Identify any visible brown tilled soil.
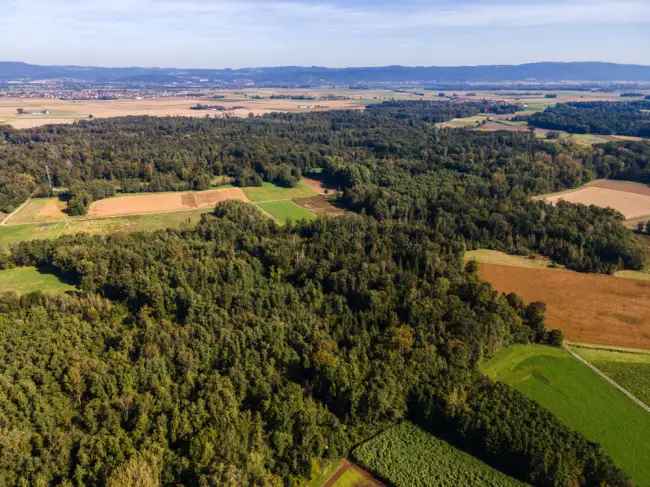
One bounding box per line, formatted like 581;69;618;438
294;195;346;216
88;188;249;218
479;263;650;350
588;179;650;197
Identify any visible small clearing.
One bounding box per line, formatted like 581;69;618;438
0;267;76;295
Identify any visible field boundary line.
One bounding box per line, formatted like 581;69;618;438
0;198;32;225
565;345;650;414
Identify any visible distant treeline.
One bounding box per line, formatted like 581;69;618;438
0;101;648;273
525;101;650;137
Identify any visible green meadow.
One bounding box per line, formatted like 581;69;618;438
0;267;76;295
482;345;650;486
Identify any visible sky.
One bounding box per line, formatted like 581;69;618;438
2;0;649;68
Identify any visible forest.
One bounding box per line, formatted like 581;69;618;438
525;100;650;137
0;101;647;485
0;203;630;486
1;101;648;273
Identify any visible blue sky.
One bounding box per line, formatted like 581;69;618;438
2;0;649;68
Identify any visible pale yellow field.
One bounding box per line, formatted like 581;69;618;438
0;94;365;129
87;188;250;218
542;182;650;220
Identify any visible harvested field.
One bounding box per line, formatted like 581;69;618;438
88;188;249;218
0;95;364;129
477;263;650;350
540;180;650;220
5;198;68;225
294;195;346;216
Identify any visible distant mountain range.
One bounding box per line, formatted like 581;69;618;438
2;61;650;86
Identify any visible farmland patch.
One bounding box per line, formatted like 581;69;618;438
352;422;525;487
475;262;650;350
483;345;650;485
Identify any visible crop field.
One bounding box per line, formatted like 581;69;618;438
542;185;650;220
242;181;319;202
352;422;525;487
295;196;347;217
0;266;76;295
482;345;650;485
4;198;68;225
0;94;366;129
0;209;209;248
475;261;650;350
571;346;650;406
87;188;249;218
256;200;317;224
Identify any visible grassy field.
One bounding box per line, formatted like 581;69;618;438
465;249;560;270
482;345;650;485
352;422;525;487
0;267;76;295
0;209;209;248
256;200;317;224
243;181;319;202
571;346;650;406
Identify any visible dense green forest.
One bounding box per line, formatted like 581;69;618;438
0;102;647;485
0;203;630;486
1;101;648;272
525;101;650;137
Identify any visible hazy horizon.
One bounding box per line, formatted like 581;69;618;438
2;0;649;68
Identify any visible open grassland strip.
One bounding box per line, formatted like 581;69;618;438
1;198;32;225
564;346;650;413
483;345;650;485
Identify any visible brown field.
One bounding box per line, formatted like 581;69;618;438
88;188;249;218
478;263;650;350
539;180;650;220
294;195;346;216
4;197;68;225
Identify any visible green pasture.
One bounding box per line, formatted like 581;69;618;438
0;267;76;295
482;345;650;485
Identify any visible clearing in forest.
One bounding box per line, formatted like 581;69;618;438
88;188;249;218
256;200;317;224
539;179;650;221
482;345;650;486
0;266;76;295
351;422;525;487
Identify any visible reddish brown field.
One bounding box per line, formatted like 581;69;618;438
88;188;249;218
479;263;650;350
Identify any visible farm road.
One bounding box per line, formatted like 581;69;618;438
566;346;650;414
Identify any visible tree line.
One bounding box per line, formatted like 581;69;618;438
524;101;650;137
